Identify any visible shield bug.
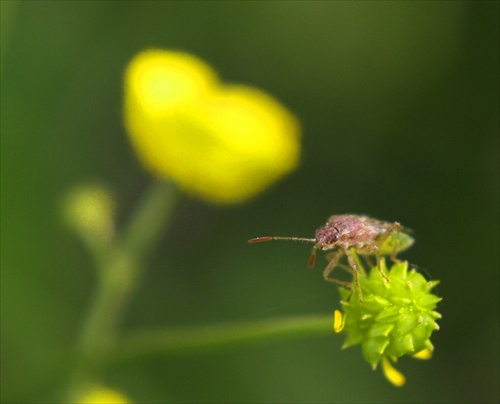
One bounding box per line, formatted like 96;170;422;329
248;214;414;301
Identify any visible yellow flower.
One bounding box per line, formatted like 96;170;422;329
76;387;130;403
124;49;301;204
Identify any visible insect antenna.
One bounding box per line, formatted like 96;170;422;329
248;236;317;268
248;236;316;243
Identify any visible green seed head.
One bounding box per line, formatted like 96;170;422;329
337;260;441;369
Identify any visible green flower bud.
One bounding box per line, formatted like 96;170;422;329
334;259;441;386
62;184;115;244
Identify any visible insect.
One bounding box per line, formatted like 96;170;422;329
248;214;414;301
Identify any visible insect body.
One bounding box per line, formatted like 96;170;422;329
249;214;414;301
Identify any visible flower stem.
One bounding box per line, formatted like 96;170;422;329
120;180;181;264
66;180;181;400
108;314;334;365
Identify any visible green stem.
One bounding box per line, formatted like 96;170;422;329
66;180;181;400
108;314;334;365
120;180;180;264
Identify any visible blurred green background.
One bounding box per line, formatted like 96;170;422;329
1;1;498;403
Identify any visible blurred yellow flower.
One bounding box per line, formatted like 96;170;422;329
76;386;130;404
124;49;301;204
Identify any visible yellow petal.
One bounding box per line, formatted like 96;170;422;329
412;348;433;360
125;49;217;118
333;310;346;333
164;85;300;203
381;356;406;387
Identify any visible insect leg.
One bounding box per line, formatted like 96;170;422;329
345;248;363;302
390;226;402;264
369;246;390;284
349;248;367;276
377;222;402;262
374;222;402;283
326;252;358;275
322;250;353;289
